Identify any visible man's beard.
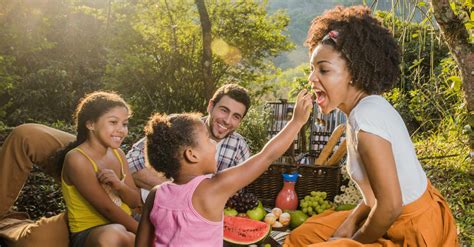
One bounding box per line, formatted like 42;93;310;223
207;116;232;141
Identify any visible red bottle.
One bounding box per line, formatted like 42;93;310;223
275;173;299;211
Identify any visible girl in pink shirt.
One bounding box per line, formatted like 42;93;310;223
135;91;313;246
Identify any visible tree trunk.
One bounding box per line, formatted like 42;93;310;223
430;0;474;153
163;0;178;52
195;0;214;101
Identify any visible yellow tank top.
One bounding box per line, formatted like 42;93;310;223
61;148;132;233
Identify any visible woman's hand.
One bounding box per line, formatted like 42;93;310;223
97;168;123;191
332;216;358;239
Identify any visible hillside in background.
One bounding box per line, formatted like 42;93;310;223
267;0;406;69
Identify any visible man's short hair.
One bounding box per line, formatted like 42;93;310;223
210;84;251;116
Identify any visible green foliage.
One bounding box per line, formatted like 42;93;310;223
385;56;466;135
0;55;16;120
413;118;472;245
0;0;108;125
122;123;146;152
237;103;271;154
237;104;271;154
374;10;463;134
104;0;293;121
376;11;450;91
13;166;65;220
267;0;395;69
0;0;293;125
288;67;311;100
8;64;99;125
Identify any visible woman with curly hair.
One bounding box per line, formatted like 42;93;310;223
284;5;457;246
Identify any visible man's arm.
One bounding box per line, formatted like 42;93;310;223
126;138;168;190
132;168;168;190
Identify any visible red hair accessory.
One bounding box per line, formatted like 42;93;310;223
323;30;339;43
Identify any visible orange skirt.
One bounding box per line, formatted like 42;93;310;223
284;182;458;247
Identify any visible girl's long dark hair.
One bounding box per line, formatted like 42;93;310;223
52;91;130;178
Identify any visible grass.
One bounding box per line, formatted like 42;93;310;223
413;124;473;246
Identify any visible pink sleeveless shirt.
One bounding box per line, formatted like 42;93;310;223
150;174;223;246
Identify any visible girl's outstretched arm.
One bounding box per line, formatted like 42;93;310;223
135;188;156;247
64;151;139;233
195;90;313;219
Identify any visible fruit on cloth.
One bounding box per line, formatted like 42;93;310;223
271;207;283;218
279;212;291;226
300;191;332;216
224;207;238;216
224;216;271;245
264;213;277;225
226;192;259;213
289;210;309;229
335;203;357;211
246;206;266;221
272;221;283;228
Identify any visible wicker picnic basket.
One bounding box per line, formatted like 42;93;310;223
244;162;342;208
243;100;346;207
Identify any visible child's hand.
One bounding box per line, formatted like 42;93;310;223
97;169;123;191
292;89;313;126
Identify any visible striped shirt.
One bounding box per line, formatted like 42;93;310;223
215;131;250;171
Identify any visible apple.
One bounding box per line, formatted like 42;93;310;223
224;207;238;216
246;206;266;221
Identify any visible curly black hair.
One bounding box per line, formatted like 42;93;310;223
306;5;401;94
145;112;203;180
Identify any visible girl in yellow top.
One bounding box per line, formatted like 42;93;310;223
58;91;141;247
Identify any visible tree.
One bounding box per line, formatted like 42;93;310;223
104;0;293;121
195;0;214;100
0;0;109;125
430;0;474;152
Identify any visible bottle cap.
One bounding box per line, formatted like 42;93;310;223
282;173;300;182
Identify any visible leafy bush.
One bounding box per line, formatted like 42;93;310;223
104;0;293;120
413;118;472;244
237;103;271;154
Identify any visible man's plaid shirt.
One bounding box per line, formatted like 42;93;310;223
126;125;250;173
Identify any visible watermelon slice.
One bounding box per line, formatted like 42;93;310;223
224;215;271;245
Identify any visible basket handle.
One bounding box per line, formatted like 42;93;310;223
314;124;346;165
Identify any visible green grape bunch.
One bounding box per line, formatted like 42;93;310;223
299;191;332;216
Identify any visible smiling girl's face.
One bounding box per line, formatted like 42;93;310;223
308;44;354;114
87;106;129;149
